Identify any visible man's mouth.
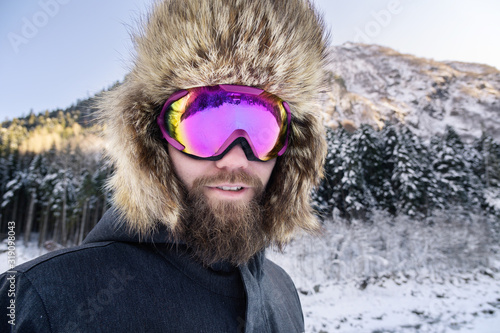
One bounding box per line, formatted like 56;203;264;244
216;186;244;192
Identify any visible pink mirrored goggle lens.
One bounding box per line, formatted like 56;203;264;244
157;85;290;161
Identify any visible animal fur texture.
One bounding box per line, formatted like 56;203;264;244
98;0;330;244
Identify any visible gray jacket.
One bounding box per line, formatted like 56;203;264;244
0;208;304;332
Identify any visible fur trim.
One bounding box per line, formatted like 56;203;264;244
98;0;329;242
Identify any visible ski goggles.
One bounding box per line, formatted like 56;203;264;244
157;85;291;161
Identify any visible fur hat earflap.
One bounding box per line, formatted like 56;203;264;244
98;0;330;243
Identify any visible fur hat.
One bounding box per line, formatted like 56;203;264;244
98;0;329;243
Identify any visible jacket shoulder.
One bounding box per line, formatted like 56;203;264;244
0;241;138;332
264;257;298;291
8;240;116;275
262;257;305;332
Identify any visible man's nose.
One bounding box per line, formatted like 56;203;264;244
214;144;249;170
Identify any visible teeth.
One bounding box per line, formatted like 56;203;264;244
217;186;243;191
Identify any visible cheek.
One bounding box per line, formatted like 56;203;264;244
175;167;196;189
168;145;205;189
254;159;277;187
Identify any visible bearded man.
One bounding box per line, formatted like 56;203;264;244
0;0;329;331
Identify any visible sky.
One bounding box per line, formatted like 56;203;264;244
1;0;499;121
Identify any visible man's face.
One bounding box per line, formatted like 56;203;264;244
168;144;276;204
168;143;277;266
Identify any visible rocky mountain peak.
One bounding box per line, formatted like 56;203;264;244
323;43;500;141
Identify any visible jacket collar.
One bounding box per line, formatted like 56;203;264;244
82;207;176;245
82;207;265;274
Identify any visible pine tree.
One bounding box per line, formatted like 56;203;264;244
312;127;339;216
432;126;476;210
379;123;398;214
1;170;25;221
473;134;500;216
38;167;59;246
23;155;46;244
418;142;445;215
391;126;424;216
335;127;375;219
51;168;76;245
474;134;500;188
357;124;387;213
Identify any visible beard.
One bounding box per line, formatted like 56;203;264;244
179;171;270;267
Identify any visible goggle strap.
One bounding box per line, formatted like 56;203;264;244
278;101;291;156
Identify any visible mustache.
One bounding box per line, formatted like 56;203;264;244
192;170;264;189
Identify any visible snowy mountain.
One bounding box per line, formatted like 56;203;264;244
324;43;500;141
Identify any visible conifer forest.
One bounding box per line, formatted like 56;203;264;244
1;92;499;250
0;97;111;247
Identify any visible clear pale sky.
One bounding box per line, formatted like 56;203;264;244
1;0;499;121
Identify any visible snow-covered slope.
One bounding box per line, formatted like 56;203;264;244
324;43;500;141
267;211;500;332
3;233;499;333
